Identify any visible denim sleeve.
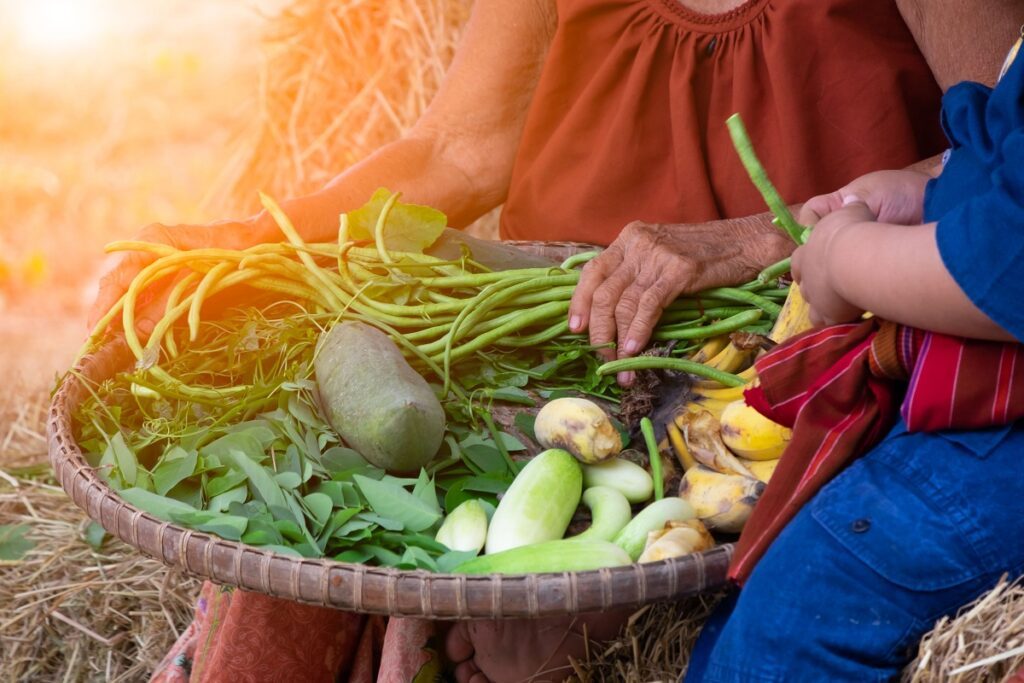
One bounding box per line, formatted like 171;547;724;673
935;126;1024;342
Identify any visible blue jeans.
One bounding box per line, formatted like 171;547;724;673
686;420;1024;682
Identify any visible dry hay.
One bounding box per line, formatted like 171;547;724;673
568;593;724;683
219;0;503;235
904;576;1024;683
0;387;200;682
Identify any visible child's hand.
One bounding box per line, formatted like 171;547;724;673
792;197;876;326
799;170;931;226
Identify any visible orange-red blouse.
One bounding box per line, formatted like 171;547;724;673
500;0;947;245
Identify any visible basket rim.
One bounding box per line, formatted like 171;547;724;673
48;316;731;619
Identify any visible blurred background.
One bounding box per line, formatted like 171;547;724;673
0;0;474;391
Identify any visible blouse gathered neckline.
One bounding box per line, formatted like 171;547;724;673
647;0;771;32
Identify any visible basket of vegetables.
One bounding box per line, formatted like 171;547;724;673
49;120;808;617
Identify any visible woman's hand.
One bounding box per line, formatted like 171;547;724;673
88;217;263;336
799;169;931;227
792;197;876;326
567;217;793;385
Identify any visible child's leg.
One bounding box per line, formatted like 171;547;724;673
690;423;1024;682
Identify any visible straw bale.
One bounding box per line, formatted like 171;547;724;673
220;0;502;238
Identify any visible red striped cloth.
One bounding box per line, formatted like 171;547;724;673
729;319;1024;584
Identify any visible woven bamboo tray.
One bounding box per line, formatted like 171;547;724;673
47;240;733;619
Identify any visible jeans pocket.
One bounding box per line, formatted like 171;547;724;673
810;455;987;592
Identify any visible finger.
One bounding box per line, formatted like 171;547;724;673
454;659;484;683
790;247;804;284
797;191;844;226
613;283;648;358
444;621;475;664
837;195;877;221
588;266;635;361
568;250;622;333
622;284;674;362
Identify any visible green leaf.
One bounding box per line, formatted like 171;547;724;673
485;387;535;406
461;476;511;495
285;492;322;554
513;412;538;444
167;480;204;509
109;432;139;487
443;479;471;514
208;485;248;513
357;512;403;531
495;432;527;452
334;548;373;564
171;510;249;541
202;432;267;464
318;508;361;549
361;543;403;567
287;393;320;429
437;549;479;573
242;526;284;546
222;422;278;449
205;470;247;498
153;446;198;496
399;546;438;571
345;188;447;254
302;493;334;529
225;448;287;512
0;524;34;562
353;475;442;533
83;521;107;551
322;447;370;473
314;481;352;507
462;444;506;476
274;471;302;490
412;470;440;514
119;487;197;522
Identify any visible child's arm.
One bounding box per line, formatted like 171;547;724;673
791;199;1016;341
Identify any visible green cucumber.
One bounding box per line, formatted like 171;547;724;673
612;497;696;561
582;457;654;503
314;321;445;472
572;486;632;542
454;539;630;574
485;448;582;554
436;499;488;555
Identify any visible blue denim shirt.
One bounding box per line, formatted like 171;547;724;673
928;43;1024;342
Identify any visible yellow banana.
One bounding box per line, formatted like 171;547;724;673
691;384;746;403
679;410;753;478
667;421;697;470
769;282;813;344
678;464;765;533
638;519;715;563
690;335;731;364
704;342;756;374
740;457;780;483
719;399;792;461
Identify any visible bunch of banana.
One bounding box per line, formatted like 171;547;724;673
657;285;812;533
671;409;765;532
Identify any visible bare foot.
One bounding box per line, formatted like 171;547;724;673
444;609;630;683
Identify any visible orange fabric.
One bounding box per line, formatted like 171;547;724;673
500;0;947;245
151;582;436;683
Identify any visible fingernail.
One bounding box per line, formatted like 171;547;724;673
842;194;862;206
617;371;634;386
569;315;582;332
624;339;639;355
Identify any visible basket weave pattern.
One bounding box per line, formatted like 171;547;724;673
47;242;732;618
